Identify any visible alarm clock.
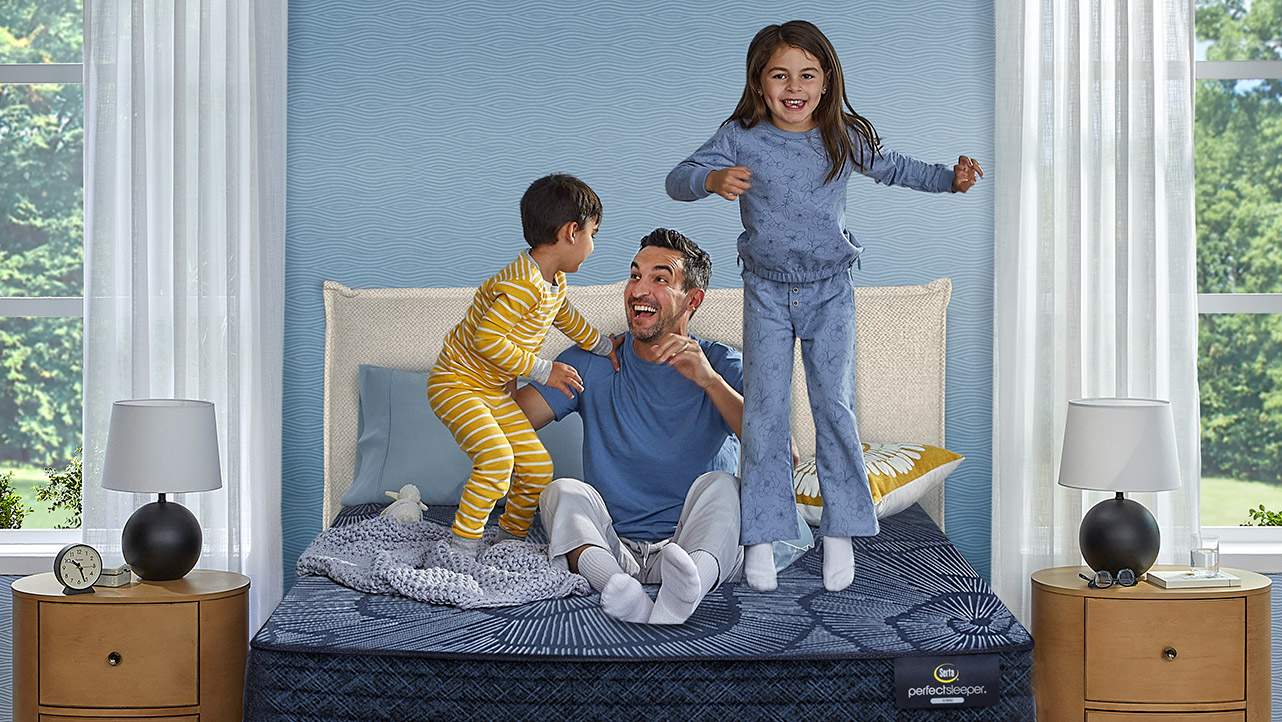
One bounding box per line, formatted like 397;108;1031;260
53;543;102;595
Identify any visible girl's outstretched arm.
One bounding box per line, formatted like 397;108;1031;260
951;155;984;193
704;167;752;201
665;124;741;201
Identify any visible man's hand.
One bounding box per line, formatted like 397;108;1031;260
655;334;718;388
705;166;752;201
546;361;585;398
607;333;625;372
652;333;744;437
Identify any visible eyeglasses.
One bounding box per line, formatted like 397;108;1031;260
1079;569;1138;589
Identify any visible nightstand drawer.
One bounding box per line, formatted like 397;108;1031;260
1086;712;1245;721
1084;598;1245;704
39;601;199;708
41;717;199;722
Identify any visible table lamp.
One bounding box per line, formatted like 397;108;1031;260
1058;398;1181;576
101;399;222;581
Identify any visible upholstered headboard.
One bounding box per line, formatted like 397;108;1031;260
321;277;951;529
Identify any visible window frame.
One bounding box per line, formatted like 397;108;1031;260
0;53;86;569
1194;54;1282;572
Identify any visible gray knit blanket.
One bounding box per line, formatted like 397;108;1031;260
296;515;590;608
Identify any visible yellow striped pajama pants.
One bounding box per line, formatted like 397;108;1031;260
426;373;552;539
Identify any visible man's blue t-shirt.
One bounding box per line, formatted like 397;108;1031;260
533;333;743;541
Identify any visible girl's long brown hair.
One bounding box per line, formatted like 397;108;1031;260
726;20;882;184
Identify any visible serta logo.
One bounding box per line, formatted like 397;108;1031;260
934;664;959;683
895;653;998;708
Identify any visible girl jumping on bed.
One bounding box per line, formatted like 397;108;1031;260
665;20;982;593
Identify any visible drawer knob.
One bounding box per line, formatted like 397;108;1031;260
1162;647;1177;661
107;651;121;666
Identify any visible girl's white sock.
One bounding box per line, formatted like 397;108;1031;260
823;536;855;592
744;542;778;592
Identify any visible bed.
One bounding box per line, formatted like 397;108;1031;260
242;277;1034;721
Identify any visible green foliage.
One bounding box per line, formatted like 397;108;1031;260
0;469;31;529
1244;504;1282;526
34;446;79;528
0;0;84;466
1194;0;1282;485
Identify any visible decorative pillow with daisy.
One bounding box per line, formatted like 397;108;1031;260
793;443;963;525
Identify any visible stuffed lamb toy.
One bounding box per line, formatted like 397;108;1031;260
381;484;429;524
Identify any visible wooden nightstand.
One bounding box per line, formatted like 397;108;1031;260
1031;565;1271;722
12;569;250;722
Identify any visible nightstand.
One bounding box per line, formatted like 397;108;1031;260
1031;565;1271;722
12;569;250;721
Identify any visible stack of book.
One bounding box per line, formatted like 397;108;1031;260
1146;569;1241;588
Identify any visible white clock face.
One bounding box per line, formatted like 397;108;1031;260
56;544;102;590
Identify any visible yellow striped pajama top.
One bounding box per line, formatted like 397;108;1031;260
434;252;602;388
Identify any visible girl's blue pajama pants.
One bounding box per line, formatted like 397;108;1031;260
739;267;880;545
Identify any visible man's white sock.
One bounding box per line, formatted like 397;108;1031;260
648;546;717;625
574;545;625;592
601;574;654;623
823;535;855;592
744;542;777;592
576;546;653;623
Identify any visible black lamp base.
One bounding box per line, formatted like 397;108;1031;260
1079;492;1161;576
121;494;202;581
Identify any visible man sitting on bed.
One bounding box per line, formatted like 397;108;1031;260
515;228;745;625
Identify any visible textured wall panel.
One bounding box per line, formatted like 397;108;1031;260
285;0;996;581
1;575;18;722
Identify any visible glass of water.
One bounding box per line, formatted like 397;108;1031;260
1190;534;1220;578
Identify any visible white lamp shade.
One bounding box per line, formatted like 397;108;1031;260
1058;397;1181;493
101;399;223;493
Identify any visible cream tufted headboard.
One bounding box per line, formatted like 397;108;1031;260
322;277;951;529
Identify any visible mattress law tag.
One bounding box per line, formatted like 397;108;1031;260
893;654;1000;708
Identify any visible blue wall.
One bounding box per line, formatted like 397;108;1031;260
284;0;996;581
1;576;15;721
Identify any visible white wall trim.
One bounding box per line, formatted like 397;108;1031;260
1204;525;1282;574
1197;293;1282;314
0;529;79;575
0;62;82;84
1195;60;1282;79
0;296;84;317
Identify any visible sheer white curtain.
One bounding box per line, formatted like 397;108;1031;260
992;0;1199;624
83;1;286;632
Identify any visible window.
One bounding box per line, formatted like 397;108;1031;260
1194;0;1282;555
0;1;84;548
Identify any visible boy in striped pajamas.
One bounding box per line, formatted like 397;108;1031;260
428;174;619;558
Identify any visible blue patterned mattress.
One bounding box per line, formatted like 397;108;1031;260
244;504;1034;721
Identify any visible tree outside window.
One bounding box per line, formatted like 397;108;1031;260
0;0;84;529
1195;0;1282;526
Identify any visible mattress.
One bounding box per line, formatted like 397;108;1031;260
244;504;1034;721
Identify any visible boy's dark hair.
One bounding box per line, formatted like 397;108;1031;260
639;228;712;292
520;174;603;247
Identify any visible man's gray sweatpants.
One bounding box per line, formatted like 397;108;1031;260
539;471;744;587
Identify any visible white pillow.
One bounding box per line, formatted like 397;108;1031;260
794;443;963;525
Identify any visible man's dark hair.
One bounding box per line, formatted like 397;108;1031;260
520;174;603;247
638;228;711;292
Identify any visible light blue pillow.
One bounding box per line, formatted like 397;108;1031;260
340;365;585;507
